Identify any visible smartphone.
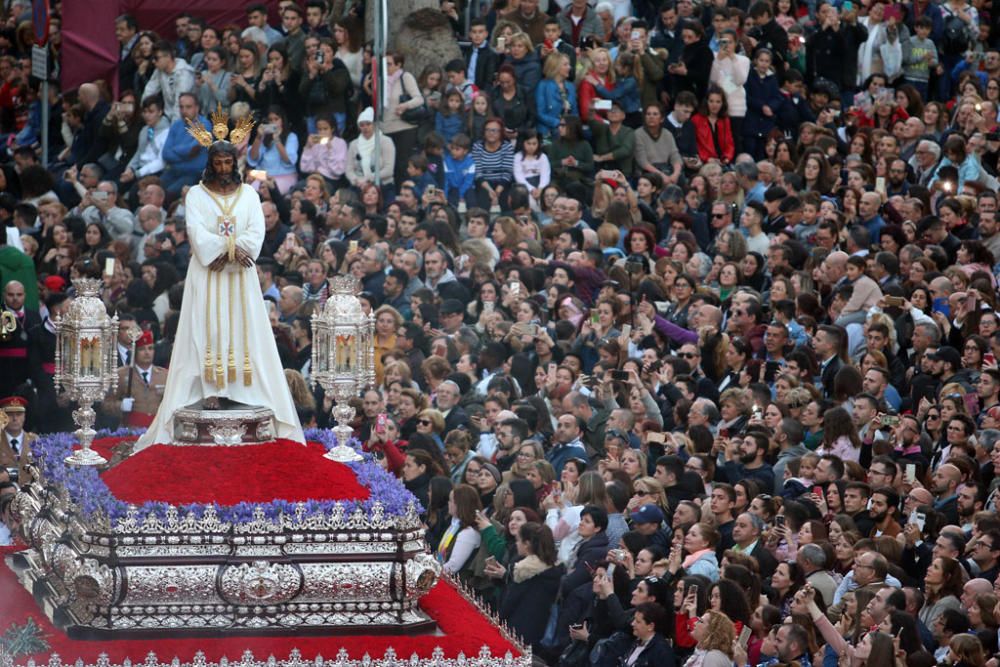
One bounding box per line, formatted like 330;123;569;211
764;360;780;383
483;301;495;314
484;555;498;567
593;99;612;111
812;486;824;496
630;29;641;40
426;184;437;196
875;176;886;195
316;50;325;65
913;511;926;531
497;37;506;51
647;431;666;444
104;257;115;276
260;123;277;135
739;626;752;649
884;295;905;308
92;191;109;202
985;352;996;366
548;362;558;375
932;297;950;318
905;463;916;484
349;240;359;253
622;324;632;339
375;412;387;435
881;414;900;427
510;282;521;296
611;370;630;382
591;310;600;325
525;323;539;337
775;514;785;527
249;169;268;181
689;584;699;597
120;102;134;114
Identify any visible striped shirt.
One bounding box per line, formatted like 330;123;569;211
471;141;514;184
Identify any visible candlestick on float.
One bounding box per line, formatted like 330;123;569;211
310;275;375;463
54;278;119;466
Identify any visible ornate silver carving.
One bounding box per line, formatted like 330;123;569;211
219;561;302;605
2;647;531;667
172;401;276;446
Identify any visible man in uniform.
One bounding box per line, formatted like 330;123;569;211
0;396;36;485
0;280;38;397
103;330;167;428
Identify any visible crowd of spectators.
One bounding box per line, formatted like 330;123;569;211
8;0;1000;666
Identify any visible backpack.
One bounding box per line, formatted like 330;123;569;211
941;9;970;55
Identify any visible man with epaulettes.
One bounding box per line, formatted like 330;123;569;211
103;331;167;428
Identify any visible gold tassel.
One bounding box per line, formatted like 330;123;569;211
227;273;236;382
240;271;252;386
215;265;225;388
204;272;214;383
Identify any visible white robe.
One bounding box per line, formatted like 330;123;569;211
136;183;305;450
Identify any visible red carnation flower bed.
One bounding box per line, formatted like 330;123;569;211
100;440;370;505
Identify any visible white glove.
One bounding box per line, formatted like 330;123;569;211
121;398;134;412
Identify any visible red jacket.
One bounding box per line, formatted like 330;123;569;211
691;113;735;164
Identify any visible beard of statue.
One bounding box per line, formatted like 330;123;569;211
203;145;242;188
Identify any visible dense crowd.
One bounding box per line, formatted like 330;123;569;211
6;0;1000;665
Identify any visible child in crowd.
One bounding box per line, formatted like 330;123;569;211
444;133;476;207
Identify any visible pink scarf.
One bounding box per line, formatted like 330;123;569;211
384;68;404;110
683;548;713;569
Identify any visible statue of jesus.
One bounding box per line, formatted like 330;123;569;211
136;142;305;450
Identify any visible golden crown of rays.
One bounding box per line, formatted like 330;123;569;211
186;104;256;148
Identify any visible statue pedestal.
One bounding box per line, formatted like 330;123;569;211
172;399;275;446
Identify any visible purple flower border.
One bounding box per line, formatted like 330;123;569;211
29;428;421;525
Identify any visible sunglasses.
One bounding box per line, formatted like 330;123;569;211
417;419;432;426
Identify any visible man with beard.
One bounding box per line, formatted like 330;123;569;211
930;463;962;526
957;482;983;533
868;486;902;537
970;531;1000;582
136;140;303;449
718;430;774;491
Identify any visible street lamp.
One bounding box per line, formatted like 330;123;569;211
310;275;375;462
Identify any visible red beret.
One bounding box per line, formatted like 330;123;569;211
136;330;154;348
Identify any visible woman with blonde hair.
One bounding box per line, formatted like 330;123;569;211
579;47;615;122
490;216;522;255
536;52;577;139
373;305;402;385
685;609;735;667
416;408;447;450
284;369;316;426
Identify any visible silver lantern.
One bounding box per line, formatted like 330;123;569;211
54;278;119;466
310;275;375;462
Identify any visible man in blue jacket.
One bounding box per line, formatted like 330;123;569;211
159;93;209;199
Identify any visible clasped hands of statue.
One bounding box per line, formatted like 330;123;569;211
208;247;255;272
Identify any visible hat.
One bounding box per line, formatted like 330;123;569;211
0;396;27;413
136;330;154;348
480;462;502;486
44;275;66;292
928;346;961;369
358;107;374;124
440;299;465;316
631;503;665;525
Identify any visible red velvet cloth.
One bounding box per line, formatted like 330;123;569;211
0;547;519;661
99;440;370;505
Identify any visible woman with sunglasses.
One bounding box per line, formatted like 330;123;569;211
415;408;446;450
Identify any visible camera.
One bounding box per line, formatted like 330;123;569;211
625;260;644;274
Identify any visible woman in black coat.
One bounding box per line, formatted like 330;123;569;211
499;522;565;653
672;21;713;101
